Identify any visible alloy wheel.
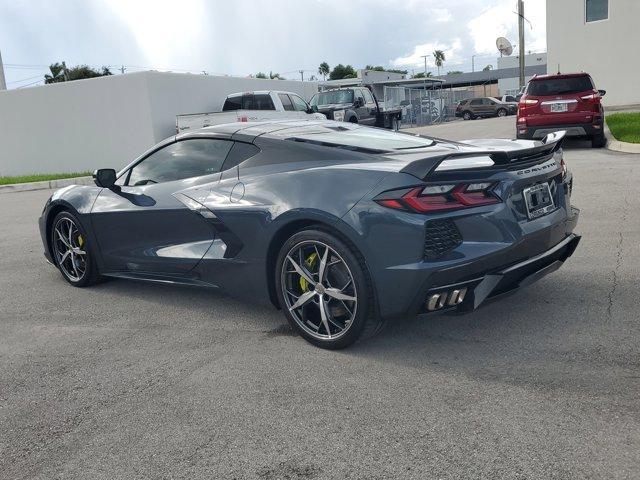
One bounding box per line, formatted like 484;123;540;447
281;241;357;340
53;217;87;282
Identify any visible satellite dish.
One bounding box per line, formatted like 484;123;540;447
496;37;513;56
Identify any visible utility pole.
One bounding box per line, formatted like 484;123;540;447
472;55;476;73
120;65;126;74
518;0;525;88
0;50;7;90
299;70;304;82
420;54;428;91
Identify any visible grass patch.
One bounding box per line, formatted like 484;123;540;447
0;172;92;186
606;113;640;144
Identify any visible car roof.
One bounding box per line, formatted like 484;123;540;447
177;120;331;142
226;90;304;98
530;72;591;81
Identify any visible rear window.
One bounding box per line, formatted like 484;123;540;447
527;76;594;96
222;95;242;111
310;90;354;107
246;94;275;110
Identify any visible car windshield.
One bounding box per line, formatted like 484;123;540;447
310;90;354;107
286;125;435;152
527;76;594;96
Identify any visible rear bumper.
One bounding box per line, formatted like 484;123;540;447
518;122;603;139
420;233;581;315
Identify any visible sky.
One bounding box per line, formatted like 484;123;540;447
0;0;546;89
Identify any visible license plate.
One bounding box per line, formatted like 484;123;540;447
550;102;568;113
333;110;345;122
523;182;555;219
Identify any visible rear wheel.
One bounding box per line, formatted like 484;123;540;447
51;211;101;287
591;132;606;148
275;229;380;349
462;111;473;120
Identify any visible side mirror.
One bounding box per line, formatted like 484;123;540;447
93;168;117;188
598;89;606;97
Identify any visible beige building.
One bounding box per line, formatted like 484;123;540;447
546;0;640;107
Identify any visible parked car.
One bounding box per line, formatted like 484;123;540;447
517;73;607;148
455;97;517;120
309;87;402;130
497;94;518;103
176;90;325;133
39;120;579;349
515;85;526;102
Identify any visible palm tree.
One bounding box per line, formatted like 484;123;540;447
433;50;445;77
44;62;66;84
318;62;330;81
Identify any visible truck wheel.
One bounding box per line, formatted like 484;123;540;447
348;116;358;124
591;132;606;148
391;116;400;131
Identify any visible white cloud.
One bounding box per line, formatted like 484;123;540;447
391;38;463;69
467;0;546;55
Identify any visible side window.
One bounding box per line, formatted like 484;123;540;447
253;94;276;110
289;94;309;112
586;0;608;22
127;139;233;186
354;89;365;105
470;99;483;106
362;89;375;105
222;95;242;111
279;93;294;111
483;98;495;105
222;142;260;171
505;95;516;102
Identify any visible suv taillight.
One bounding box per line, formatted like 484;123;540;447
375;183;500;213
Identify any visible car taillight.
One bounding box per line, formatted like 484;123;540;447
520;98;539;106
375;183;500;213
580;92;601;102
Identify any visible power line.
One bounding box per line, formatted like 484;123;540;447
7;74;43;85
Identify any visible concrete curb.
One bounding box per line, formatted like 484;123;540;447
0;176;94;194
604;121;640;154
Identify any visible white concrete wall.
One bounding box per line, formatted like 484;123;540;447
0;72;318;176
546;0;640;107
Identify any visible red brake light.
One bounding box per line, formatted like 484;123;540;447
375;183;500;213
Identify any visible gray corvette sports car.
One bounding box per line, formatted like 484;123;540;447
39;120;580;349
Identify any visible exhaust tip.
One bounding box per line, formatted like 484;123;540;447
426;287;467;311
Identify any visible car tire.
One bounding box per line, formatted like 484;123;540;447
591;132;606;148
50;210;101;287
275;229;381;349
348;116;358;124
462;111;473;120
497;108;507;117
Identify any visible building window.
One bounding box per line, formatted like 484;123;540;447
586;0;608;22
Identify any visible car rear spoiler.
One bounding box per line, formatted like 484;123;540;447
401;130;566;179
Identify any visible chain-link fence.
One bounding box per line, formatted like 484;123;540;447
383;86;474;128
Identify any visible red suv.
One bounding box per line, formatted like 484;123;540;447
517;73;606;148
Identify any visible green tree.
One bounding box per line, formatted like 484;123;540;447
412;71;432;78
44;62;112;84
365;65;408;75
433;50;445;76
255;72;267;79
483;64;493;71
318;62;330;80
329;64;357;80
269;71;284;80
44;62;66;84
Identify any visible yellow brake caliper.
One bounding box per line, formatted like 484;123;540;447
299;252;318;292
77;234;84;247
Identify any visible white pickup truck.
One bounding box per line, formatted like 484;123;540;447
176;90;326;133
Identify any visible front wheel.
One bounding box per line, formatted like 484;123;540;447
51;211;101;287
275;229;380;349
497;108;507;117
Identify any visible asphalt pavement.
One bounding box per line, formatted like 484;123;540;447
1;116;639;479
